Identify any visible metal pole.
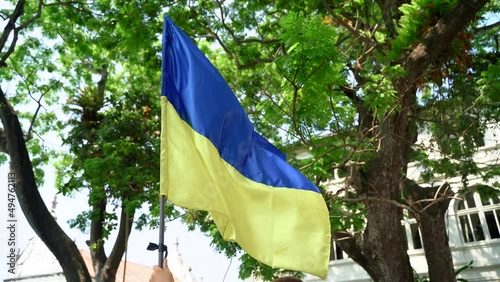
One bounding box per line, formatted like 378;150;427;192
158;195;166;267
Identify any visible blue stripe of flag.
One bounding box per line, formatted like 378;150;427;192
161;15;319;192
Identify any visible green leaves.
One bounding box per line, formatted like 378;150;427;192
278;13;341;85
477;63;500;120
0;153;7;165
390;0;458;60
3;0;498;280
239;253;303;281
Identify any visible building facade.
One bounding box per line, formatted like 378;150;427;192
4;236;200;282
305;127;500;282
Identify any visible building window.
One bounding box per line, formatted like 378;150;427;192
457;193;500;243
330;240;347;260
402;211;423;250
410;222;423;249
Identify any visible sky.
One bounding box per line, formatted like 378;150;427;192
0;161;244;281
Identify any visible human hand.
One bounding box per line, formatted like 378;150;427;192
150;259;175;282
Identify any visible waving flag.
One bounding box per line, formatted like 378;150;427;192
160;14;331;279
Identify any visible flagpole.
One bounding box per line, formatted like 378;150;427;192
158;195;166;267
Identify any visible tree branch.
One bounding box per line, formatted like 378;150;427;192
0;0;43;68
100;204;135;281
374;0;412;37
0;87;91;282
214;0;280;47
404;0;490;83
44;0;89;7
0;0;25;67
0;127;7;153
321;0;375;45
190;7;280;70
331;231;377;279
403;178;454;214
89;192;108;276
474;20;500;34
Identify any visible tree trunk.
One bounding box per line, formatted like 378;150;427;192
393;2;488;281
335;197;414;281
408;181;455;282
0;89;92;282
419;208;455;282
0;128;7;153
332;231;379;279
361;141;414;281
95;206;135;282
335;204;414;281
89;191;107;276
336;112;414;282
364;202;413;281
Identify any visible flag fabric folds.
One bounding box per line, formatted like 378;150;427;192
160;15;331;279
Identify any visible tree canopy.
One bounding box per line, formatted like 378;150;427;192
1;0;499;281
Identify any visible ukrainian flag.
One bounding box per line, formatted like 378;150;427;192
160;15;331;279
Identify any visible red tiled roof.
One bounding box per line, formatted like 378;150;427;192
79;250;151;282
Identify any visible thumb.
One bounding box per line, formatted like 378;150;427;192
163;259;168;269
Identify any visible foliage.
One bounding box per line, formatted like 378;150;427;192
40;1;182;270
172;1;499;280
2;0;499;281
0;27;62;186
413;260;474;282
